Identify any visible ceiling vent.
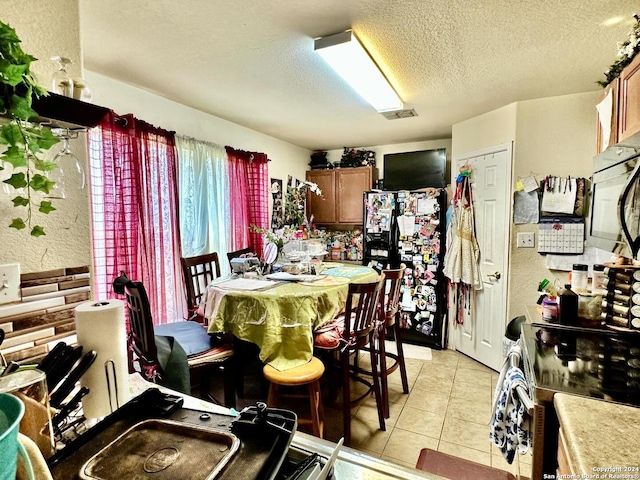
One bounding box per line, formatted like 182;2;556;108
380;109;418;120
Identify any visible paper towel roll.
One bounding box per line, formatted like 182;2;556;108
75;300;130;418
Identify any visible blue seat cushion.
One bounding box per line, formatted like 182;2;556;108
154;321;213;356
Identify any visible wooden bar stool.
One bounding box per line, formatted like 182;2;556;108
263;356;325;439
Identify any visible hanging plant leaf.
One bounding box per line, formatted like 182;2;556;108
35;128;58;150
2;63;27;86
30;225;45;237
9;218;26;230
0;122;22;146
3;172;27;189
0;145;27;168
11;196;29;207
32;158;57;172
10;94;36;120
29;173;55;194
38;201;56;214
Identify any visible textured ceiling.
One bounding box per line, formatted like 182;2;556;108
80;0;634;150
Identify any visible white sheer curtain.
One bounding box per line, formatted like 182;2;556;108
176;135;231;273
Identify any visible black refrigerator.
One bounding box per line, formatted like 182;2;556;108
363;189;447;349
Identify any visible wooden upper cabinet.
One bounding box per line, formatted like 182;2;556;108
306;166;376;225
306;170;336;224
619;54;640;143
337;167;374;223
596;78;618;154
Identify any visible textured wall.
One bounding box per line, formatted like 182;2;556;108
0;0;90;273
508;91;600;320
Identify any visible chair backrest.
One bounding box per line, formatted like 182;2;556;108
226;248;255;269
181;253;221;314
123;280;159;368
381;265;405;327
342;274;386;349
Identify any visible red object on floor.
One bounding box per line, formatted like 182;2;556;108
415;448;519;480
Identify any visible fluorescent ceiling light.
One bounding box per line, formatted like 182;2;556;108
315;30;403;113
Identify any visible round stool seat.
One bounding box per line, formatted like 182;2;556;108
263;357;325;386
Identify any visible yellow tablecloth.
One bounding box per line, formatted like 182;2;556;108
202;265;378;370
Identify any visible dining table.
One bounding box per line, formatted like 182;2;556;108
199;263;379;371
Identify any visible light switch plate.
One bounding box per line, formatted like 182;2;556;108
517;232;535;248
0;263;21;305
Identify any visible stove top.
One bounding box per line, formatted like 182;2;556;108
48;389;299;480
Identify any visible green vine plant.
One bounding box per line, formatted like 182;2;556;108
0;20;59;237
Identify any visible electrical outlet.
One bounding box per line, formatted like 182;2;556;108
517;232;535;248
0;263;21;305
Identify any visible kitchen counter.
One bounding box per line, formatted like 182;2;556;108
554;393;640;474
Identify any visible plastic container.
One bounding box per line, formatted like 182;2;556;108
558;284;578;325
571;264;588;293
0;393;31;480
592;264;605;294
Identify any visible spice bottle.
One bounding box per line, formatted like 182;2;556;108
571;264;588;293
592;264;605;294
558;284;578;325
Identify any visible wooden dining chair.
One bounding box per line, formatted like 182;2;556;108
314;275;386;446
376;266;409;418
181;252;221;322
181;252;243;397
124;280;236;408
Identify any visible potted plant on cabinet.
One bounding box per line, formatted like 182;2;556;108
0;20;59;237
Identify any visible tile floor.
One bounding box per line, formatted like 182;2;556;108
338;348;533;478
228;348;533;478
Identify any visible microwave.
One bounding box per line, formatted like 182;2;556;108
587;151;640;259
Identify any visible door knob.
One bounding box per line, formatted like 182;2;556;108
487;272;501;280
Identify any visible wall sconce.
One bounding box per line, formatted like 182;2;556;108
314;30;403;113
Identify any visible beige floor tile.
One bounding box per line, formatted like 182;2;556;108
519;450;533;465
457;354;495;372
417;362;456;382
382;427;438;466
437;440;491;466
359;447;382;459
412;375;454;397
395;406;445;439
450;381;492;403
440;415;492;453
353;401;402;428
380;455;417;470
387;366;419;389
405;388;449;414
349;416;393;454
454;366;494;387
446;394;492;424
430;349;460;368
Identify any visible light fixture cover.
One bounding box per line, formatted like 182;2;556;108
315;30;403;112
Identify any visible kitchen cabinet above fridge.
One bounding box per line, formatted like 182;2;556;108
306;166;377;225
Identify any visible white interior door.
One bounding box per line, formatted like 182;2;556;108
454;144;512;371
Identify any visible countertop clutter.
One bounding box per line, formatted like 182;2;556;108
554;393;640;474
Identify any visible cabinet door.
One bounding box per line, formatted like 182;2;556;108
306;170;336;224
619;54;640;143
596;78;618;153
337;167;372;224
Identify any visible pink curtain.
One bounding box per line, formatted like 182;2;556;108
88;111;185;325
226;148;269;256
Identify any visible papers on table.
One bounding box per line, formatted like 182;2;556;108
265;272;325;282
213;278;278;291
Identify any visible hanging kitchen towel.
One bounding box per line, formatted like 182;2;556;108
489;366;531;464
